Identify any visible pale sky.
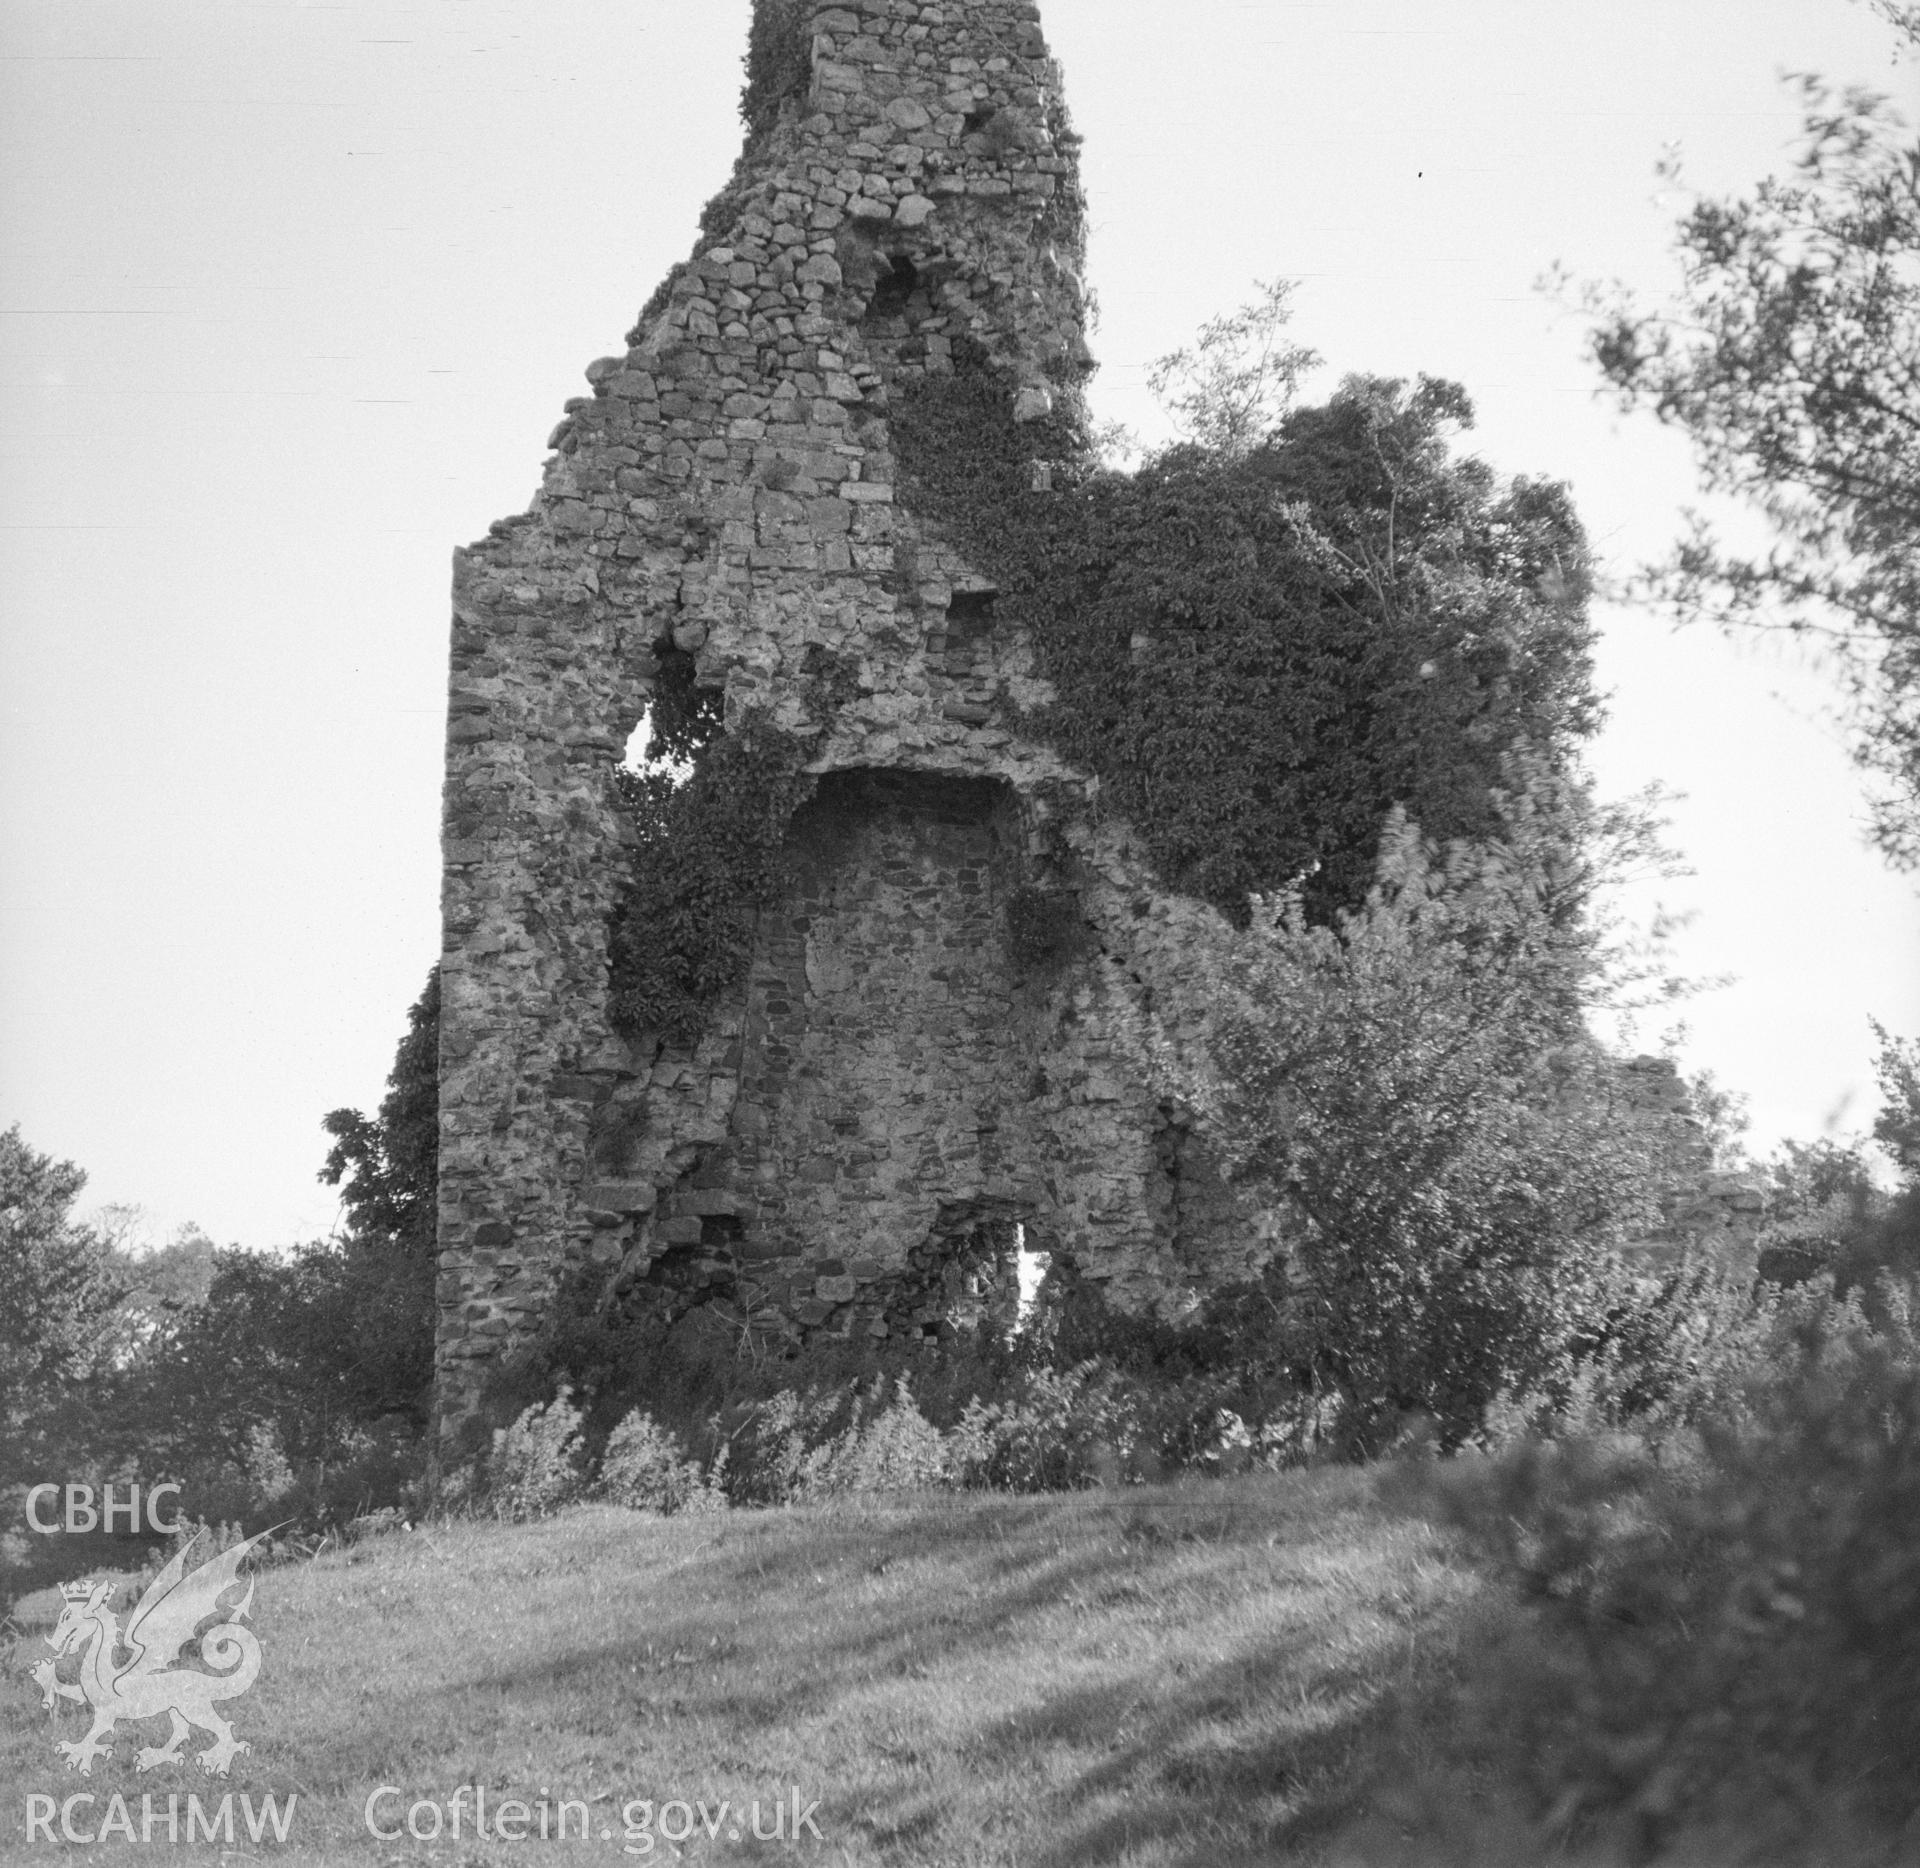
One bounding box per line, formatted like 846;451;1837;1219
2;0;1916;1249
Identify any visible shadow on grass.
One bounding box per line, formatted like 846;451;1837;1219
277;1479;1474;1863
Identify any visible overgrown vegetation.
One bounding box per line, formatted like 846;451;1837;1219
0;977;441;1612
893;336;1600;925
1400;1278;1920;1861
739;0;814;138
607;713;815;1045
9;190;1916;1846
1122;791;1682;1455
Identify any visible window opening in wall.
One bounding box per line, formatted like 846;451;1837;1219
867;254;920;320
621;713;654;772
620;709;695;784
1014;1223;1049;1333
963;105;998;136
947;587;998;630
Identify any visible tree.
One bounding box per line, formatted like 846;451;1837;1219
321;966;439;1267
1569;12;1920;861
0;1126;122;1437
103;976;444;1526
1747;1024;1920;1296
1146;278;1321;456
1871;1018;1920;1178
1122;786;1667;1451
314;966;441;1422
104;1222;221;1353
0;1130;128;1609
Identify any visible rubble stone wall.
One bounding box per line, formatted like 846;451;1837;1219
435;0;1273;1445
434;0;1759;1450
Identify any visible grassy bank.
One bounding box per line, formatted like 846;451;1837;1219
3;1470;1483;1865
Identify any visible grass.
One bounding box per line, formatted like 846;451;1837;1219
1;1469;1490;1865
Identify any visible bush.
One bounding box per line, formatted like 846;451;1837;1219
597;1410;726;1517
1475;1255;1766;1448
1124;793;1671;1453
488;1390;587;1522
708;1363;1157;1504
796;1380;953;1499
955;1362;1146;1491
1413;1276;1920;1856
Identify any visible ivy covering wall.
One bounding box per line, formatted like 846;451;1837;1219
608;684;813;1048
605;348;1601;1049
889;345;1600;924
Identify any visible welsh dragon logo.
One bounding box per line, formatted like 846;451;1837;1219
27;1529;268;1777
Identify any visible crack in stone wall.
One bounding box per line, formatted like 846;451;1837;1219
435;0;1276;1445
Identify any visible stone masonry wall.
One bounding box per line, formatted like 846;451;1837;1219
435;0;1276;1446
435;0;1756;1450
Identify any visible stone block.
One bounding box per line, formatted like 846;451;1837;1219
587;1180;657;1213
815;1275;858;1303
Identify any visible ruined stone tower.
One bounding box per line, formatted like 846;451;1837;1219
434;0;1275;1445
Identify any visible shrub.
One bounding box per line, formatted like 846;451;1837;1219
1124;794;1670;1453
795;1380;953;1500
723;1389;830;1507
956;1362;1146;1491
1413;1277;1920;1855
488;1389;587;1522
597;1409;726;1516
1476;1255;1767;1448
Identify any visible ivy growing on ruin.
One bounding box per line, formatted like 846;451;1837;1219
608;716;815;1048
889;342;1602;924
740;0;816;137
606;628;881;1048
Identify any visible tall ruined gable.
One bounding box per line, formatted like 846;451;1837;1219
434;0;1274;1446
